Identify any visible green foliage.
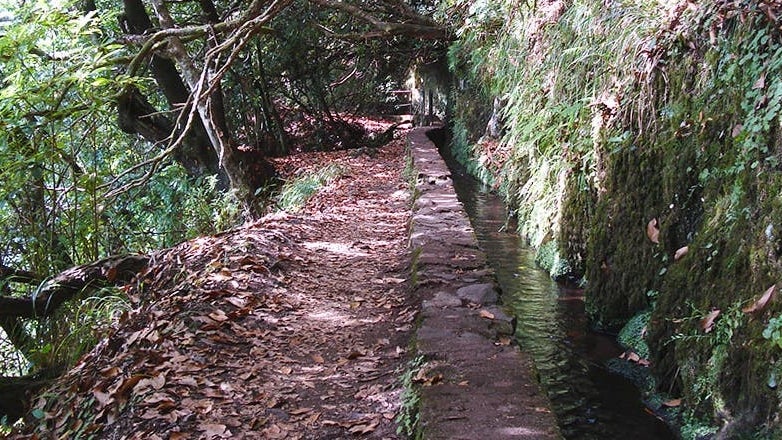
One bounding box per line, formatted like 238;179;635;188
763;315;782;350
396;355;425;438
446;0;782;434
618;310;651;359
31;289;131;369
276;163;345;212
680;414;719;440
0;0;247;380
447;0;659;250
534;240;571;281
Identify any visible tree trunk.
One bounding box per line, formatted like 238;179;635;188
121;0;222;180
148;0;274;217
0;367;64;423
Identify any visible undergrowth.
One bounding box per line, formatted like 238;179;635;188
275;163;345;212
396;355;425;439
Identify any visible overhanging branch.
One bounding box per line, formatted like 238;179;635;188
0;255;149;319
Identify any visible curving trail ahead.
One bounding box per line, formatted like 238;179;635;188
15;125;415;439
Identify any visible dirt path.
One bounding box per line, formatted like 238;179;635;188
13;130;415;439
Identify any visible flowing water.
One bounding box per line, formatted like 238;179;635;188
438;140;676;439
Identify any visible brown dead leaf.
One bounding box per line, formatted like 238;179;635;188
208;309;229;322
701;309;721;333
348;419;380;434
346;349;364;360
647;218;660;244
674;246;689;261
626;352;641;362
225;296;248;308
732;124;744;138
150;373;166;390
177;376;198;387
479;309;495;320
105;266;118;283
495;336;512;346
753;71;767;90
200;423;227;437
663;398;682;407
115;374;144;404
311;354;325;363
92;390;112;409
262;424;288;439
384;277;406;284
742;284;777;314
100;366;120;378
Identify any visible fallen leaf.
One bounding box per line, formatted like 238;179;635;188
262;423;288;439
732;124;743;138
385;277;406;284
647;218;660;244
115;374;144;404
674;246;689;261
105;266;118;283
177;376;198;387
200;423;227;437
100;366;120;378
311;354;325;363
479;309;495;320
225;296;248;308
663;398;682;407
495;336;512;346
753;71;766;90
346;349;364;360
208;309;229;322
627;352;641;362
743;284;777;314
92;390;112;409
150;373;166;390
701;309;721;333
348;419;379;434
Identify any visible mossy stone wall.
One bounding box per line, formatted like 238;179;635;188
444;0;782;436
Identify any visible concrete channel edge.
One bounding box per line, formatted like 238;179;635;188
406;127;562;440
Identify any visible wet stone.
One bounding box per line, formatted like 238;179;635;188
456;283;499;305
424;291;462;308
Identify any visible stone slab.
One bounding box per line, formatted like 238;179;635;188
408;127;561;439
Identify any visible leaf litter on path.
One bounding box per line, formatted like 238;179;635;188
14;122;415;439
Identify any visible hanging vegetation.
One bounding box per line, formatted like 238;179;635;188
446;0;782;436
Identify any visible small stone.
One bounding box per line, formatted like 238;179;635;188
455;283;499;305
424;291;462;308
484;305;516;336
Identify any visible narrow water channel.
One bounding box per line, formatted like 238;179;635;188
433;133;676;439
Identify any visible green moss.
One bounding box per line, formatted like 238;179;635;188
396;355;426;439
446;0;782;434
617;310;651;359
535;240;572;281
